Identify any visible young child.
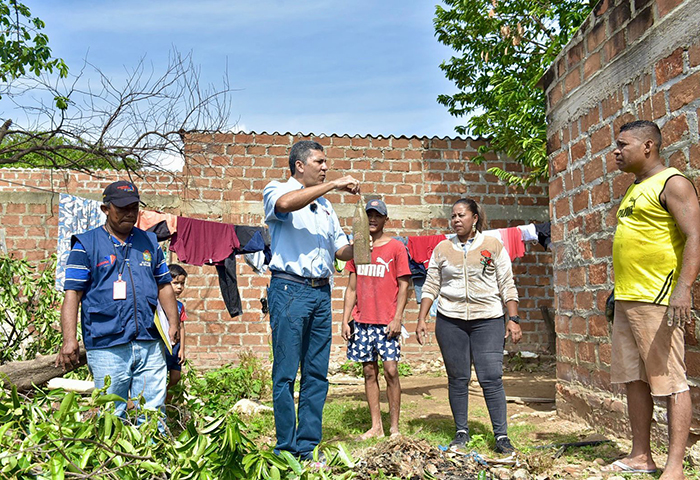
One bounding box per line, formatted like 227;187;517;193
165;264;188;404
342;199;411;439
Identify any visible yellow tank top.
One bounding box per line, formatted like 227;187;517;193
613;168;688;305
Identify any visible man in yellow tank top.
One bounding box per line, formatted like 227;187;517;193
605;121;700;479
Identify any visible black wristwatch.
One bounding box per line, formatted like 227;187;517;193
508;315;521;324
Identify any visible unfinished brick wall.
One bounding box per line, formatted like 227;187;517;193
0;133;552;369
543;0;700;436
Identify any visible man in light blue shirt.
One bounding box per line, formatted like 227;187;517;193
263;140;360;461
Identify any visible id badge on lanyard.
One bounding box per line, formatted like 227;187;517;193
113;274;127;300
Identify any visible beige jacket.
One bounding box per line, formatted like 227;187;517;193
421;232;519;321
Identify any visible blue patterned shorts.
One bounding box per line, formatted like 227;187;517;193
347;322;401;363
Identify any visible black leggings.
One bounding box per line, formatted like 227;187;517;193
435;312;508;437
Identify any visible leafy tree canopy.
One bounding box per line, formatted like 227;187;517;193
0;0;67;88
435;0;593;187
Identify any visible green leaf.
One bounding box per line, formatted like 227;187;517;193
95;393;126;405
49;455;65;480
57;391;75;422
279;450;303;476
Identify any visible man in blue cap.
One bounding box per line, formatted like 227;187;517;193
56;180;180;425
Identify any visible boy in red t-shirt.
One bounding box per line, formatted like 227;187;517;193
342;199;411;439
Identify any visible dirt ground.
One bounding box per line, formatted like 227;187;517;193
324;365;684;479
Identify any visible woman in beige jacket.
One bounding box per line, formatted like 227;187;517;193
416;198;522;454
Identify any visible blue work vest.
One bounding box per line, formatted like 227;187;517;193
73;227;163;349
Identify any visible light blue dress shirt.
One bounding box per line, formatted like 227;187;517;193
264;177;349;279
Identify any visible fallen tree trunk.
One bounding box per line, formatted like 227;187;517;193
0;346;87;391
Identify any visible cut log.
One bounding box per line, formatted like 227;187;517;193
0;347;87;392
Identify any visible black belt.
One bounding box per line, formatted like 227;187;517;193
271;270;330;288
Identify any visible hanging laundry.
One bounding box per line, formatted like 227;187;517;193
407;234;447;268
56;194;106;291
234;226;268;253
246;251;268;275
169;217;240;266
215;254;243;318
482;229;503;243
534;222;552;250
498;227;526;261
518;223;538;243
136;210;178;240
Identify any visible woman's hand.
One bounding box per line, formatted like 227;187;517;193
505;321;522;344
416;318;428;345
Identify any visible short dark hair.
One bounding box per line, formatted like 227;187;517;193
453;198;486;232
619;120;662;152
168;264;188;278
289;140;324;175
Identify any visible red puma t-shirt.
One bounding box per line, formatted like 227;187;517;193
345;238;411;325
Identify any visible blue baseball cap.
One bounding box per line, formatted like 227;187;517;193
365;199;388;216
102;181;140;207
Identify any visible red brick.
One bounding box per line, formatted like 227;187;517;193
567;41;584;68
332;137;351;147
686;349;700;378
628;7;654;43
559;338;576;360
588;21;606;51
584;52;602;81
628;75;651;103
555;197;570;218
576;291;594;310
571;316;587;335
655;48;684;85
550;176;564;198
590;315;610;337
569;266;586;288
657;0;683;17
637;98;653;121
602;91;624;119
556;314;570;334
661;115;689;146
609;2;631;32
578;342;596;363
690;43;700;68
690;143;700;169
669;72;700;111
592;183;611;205
573;190;589;213
584;211;602;234
604;31;626;62
565;69;582;93
652;91;667;119
549;83;564;108
589;263;609;285
551;150;569;174
571;140;587;162
590;126;612;154
581;108;601;133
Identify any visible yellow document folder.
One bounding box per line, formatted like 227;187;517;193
154;301;174;355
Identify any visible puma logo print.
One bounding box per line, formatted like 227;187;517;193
617;195;640;218
356;256;393;278
376;257;393;273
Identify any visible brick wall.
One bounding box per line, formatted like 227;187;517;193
543;0;700;436
0;133;552;369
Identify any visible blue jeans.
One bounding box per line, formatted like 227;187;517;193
86;340;167;422
268;277;332;458
435;313;508;437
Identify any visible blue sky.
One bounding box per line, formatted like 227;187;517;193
28;0;462;138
